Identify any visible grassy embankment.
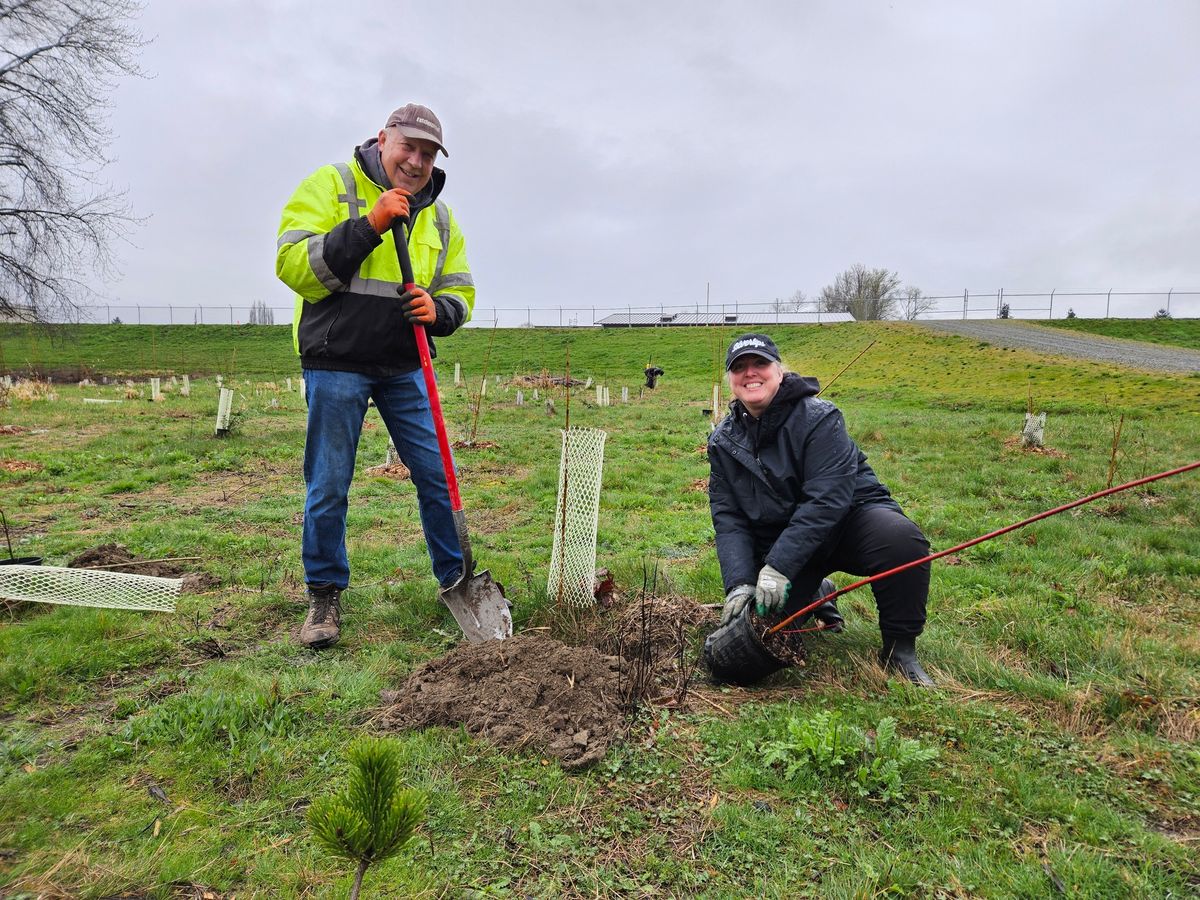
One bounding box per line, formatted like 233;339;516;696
1;320;1198;897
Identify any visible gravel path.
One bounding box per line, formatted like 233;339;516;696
915;320;1200;373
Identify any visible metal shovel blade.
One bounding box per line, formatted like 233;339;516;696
440;569;512;642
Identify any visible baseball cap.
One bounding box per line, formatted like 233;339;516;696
385;103;448;157
725;333;782;370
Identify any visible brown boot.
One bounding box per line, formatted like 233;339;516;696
299;584;342;648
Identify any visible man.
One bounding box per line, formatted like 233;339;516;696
707;333;934;685
276;103;473;648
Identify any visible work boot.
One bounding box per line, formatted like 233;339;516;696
879;635;935;686
299;583;342;649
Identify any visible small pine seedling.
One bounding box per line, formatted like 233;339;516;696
307;736;428;899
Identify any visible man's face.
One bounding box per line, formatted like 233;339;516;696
729;354;783;416
378;127;438;194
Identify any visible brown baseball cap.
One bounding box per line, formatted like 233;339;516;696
385;103;448;157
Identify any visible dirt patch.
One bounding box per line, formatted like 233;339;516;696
451;439;500;450
1002;435;1069;458
0;459;42;473
66;543;219;592
0;424;29;435
380;633;623;768
364;461;411;479
510;372;585;389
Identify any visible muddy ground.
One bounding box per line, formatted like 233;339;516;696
380;593;720;768
67;543;220;593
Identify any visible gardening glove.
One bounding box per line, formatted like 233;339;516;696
398;288;437;325
366;188;412;234
755;564;790;616
720;584;755;626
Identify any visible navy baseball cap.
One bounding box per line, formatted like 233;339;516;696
725;333;782;370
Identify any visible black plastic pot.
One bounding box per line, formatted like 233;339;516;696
0;557;42;566
704;604;790;685
704;579;837;686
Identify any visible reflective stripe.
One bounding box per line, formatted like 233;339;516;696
429;271;474;293
277;229;316;248
433;200;451;278
333;163;367;219
348;274;414;298
307;233;346;292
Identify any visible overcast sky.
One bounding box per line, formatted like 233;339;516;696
103;1;1200;322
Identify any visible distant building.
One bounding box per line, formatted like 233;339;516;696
596;311;854;328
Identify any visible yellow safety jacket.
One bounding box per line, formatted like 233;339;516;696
276;154;474;374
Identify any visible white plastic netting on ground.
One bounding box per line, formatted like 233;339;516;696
0;565;182;612
548;427;607;608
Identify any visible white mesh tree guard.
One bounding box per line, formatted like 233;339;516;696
548;427;607;607
0;565;181;612
1021;412;1046;448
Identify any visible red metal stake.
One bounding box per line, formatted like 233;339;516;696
768;460;1200;636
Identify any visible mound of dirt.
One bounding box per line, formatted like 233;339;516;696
67;543;219;592
379;633;623;768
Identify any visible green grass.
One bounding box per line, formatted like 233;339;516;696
1038;317;1200;351
1;323;1198;897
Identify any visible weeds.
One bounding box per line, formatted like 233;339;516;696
760;710;939;802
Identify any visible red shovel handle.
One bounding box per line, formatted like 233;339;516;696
411;315;462;512
391;220;462;512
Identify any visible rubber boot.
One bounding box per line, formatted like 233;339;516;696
879;635;935;686
795;578;844;632
812;599;844;633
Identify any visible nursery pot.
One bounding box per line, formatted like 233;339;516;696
0;556;42;566
704;578;836;686
704;603;793;685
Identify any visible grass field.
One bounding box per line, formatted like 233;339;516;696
1;320;1199;897
1039;317;1200;351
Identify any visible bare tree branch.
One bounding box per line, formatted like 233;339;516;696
0;0;146;322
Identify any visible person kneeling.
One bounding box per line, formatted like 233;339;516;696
706;333;934;686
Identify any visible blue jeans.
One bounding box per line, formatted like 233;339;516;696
301;368;462;590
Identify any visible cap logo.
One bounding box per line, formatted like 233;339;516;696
732;338;767;353
415;117;438;129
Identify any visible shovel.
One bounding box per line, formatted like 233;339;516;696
391;219;512;642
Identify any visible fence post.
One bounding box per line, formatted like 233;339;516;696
962;289;968;320
169;305;173;325
230;306;234;325
1048;289;1054;320
1106;289;1111;318
997;288;1003;316
1167;287;1173;315
137;305;141;325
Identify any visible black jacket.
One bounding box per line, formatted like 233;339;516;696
707;373;899;592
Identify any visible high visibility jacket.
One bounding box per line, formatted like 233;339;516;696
276;156;474;375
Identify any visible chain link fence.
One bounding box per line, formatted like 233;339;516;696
21;288;1199;328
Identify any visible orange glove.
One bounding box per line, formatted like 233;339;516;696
366;188;412;234
398;288;436;325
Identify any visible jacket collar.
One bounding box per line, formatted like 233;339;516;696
727;373;820;443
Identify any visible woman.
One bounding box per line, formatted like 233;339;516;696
707;333;934;685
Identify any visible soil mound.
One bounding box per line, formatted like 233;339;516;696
379;633;623;768
67;543;218;592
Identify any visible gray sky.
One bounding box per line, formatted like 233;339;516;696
104;0;1200;322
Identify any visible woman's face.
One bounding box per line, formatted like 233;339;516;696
729;354;783;417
